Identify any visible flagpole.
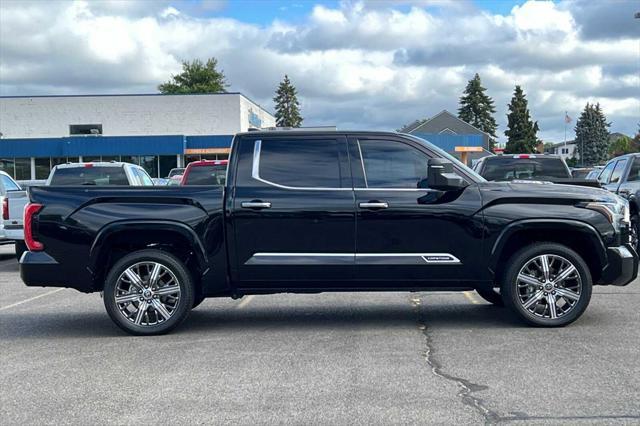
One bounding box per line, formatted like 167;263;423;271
564;111;567;147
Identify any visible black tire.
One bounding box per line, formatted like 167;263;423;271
15;241;27;261
103;249;194;336
475;287;504;306
192;295;205;309
502;243;592;327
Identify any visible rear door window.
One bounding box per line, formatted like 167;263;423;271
50;166;129;185
184;165;227;185
627;158;640;182
256;138;344;188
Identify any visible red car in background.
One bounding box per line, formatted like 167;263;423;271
181;160;229;185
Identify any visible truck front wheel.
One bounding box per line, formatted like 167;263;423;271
502;243;592;327
103;249;194;336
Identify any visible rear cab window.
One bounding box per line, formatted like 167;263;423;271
1;174;21;192
50;166;129;185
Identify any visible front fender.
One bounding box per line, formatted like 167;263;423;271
489;219;608;273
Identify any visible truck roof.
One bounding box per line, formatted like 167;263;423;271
238;129;407;138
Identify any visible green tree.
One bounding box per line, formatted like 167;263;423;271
458;73;498;151
273;75;303;127
504;85;539;153
574;103;610;166
158;58;228;94
608;135;634;157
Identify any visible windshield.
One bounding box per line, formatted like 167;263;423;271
50;166;129;185
480;157;570;181
183;165;227;185
406;134;486;182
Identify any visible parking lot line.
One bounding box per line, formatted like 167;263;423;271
236;295;254;309
463;291;481;305
0;288;64;311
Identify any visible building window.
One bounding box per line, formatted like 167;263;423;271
159;155;177;178
35;157;50;179
14;158;31;180
120;156;140;166
70;124;103;135
0;158;15;178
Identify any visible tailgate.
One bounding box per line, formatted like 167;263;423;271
5;191;28;226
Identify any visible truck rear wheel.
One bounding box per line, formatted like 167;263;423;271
502;243;592;327
103;249;194;336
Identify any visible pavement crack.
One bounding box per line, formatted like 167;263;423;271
411;296;501;425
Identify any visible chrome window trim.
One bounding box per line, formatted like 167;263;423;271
356;139;368;187
251;139;350;191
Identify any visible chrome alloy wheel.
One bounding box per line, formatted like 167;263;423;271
114;262;181;326
516;254;582;320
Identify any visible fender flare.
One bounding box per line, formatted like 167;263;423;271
489;218;607;273
89;220;209;275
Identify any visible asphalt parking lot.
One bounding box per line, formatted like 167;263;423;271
1;244;639;425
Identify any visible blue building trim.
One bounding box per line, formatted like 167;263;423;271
185;135;234;150
0;134;238;158
412;133;484;152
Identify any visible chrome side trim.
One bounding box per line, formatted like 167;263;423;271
251;139;350;191
245;252;461;265
246;253;354;265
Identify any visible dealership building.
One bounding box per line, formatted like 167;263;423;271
0;93;275;179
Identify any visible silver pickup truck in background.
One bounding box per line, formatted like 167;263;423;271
0;171;28;259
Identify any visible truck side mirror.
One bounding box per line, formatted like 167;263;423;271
421;158;468;191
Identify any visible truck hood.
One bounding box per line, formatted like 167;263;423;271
477;181;620;205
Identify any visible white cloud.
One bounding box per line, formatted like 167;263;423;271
0;0;638;142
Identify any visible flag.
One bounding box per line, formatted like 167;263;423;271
564;112;572;124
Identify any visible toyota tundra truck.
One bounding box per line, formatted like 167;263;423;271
19;130;638;335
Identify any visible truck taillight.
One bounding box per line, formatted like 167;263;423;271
24;203;44;251
2;198;8;220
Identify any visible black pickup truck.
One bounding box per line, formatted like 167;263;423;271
20;131;638;335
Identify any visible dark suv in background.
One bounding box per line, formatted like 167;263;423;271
598;153;640;250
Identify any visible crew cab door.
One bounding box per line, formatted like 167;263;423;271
348;136;484;286
229;134;355;287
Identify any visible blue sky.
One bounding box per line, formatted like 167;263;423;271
190;0;528;24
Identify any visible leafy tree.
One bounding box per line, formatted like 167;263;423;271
608;135;634;157
273;75;303;127
158;58;228;94
458;73;498;151
504;85;539;153
574;103;610;166
565;157;579;168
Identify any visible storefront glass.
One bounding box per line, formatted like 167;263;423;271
140;155;158;178
35;157;50;179
15;158;31;180
0;158;15;177
159;156;177;178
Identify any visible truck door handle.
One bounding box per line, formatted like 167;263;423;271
241;201;272;209
359;201;389;209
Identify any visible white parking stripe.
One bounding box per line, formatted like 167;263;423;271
0;288;64;311
236;295;254;309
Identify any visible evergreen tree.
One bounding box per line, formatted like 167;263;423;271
504;85;539;153
273;75;303;127
158;58;228;94
458;73;498;151
574;103;610;166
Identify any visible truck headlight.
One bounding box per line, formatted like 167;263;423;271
583;198;630;233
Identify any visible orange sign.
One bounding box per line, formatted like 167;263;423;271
454;146;483;152
184;148;230;155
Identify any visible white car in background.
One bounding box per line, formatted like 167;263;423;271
0;171;28;259
46;162;155;186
